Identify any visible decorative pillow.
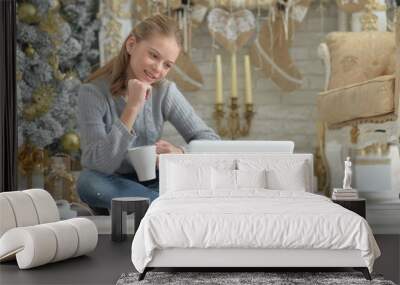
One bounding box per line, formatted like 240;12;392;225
236;169;267;189
212;168;237;191
167;163;212;192
207;8;256;53
318;75;395;127
237;159;309;191
326;32;395;90
266;161;307;191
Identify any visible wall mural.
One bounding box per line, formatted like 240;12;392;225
15;0;399;200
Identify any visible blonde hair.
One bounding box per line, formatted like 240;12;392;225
87;14;182;96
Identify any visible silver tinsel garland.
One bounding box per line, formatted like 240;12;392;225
17;0;100;149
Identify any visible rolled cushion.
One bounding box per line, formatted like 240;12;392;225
0;189;59;238
23;189;59;224
326;32;395;90
318;75;395;127
0;191;39;228
65;218;98;257
0;226;57;269
0;218;98;269
0;196;17;237
42;221;79;262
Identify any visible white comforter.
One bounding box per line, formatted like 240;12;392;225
131;190;380;273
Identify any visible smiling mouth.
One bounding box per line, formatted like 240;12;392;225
144;70;156;81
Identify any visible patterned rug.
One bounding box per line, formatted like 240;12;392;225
116;271;396;285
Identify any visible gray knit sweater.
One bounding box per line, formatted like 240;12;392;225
78;78;220;175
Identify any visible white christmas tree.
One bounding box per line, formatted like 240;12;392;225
16;0;100;150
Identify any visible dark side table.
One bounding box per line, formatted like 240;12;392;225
332;198;366;218
111;197;150;242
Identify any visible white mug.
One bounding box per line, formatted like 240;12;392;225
127;145;157;181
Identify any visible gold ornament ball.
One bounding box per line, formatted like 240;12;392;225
50;0;61;11
24;44;35;58
61;132;80;153
16;71;23;81
17;3;40;24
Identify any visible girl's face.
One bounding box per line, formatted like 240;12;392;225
126;34;180;84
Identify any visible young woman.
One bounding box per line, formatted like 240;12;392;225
77;14;219;211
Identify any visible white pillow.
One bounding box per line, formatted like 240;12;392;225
211;169;268;191
167;163;212;191
266;161;307;191
212;168;237;191
238;159;308;191
236;169;267;189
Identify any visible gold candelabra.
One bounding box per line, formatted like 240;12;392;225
213;97;255;139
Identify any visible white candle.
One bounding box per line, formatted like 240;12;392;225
231;53;238;99
178;10;182;29
215;54;223;104
244;55;253;104
183;8;188;53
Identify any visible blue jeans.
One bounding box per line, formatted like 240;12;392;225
77;169;159;210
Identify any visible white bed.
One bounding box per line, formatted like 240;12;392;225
131;154;380;280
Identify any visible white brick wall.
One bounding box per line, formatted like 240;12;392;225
162;3;338;153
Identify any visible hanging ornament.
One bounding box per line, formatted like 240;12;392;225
45;154;76;202
17;144;47;188
250;15;303;92
207;0;277;9
48;53;66;81
134;0;182;20
247;0;310;92
18;143;35;177
23;85;55;121
336;0;367;13
167;51;204;92
60;132;81;153
31;148;46;189
320;0;331;7
207;8;256;53
165;4;203;91
16;71;23;81
171;0;183;9
64;70;78;81
290;0;312;23
49;0;61;11
17;2;41;24
191;4;208;27
39;7;67;47
24;44;35;58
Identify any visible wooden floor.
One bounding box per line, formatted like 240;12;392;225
0;235;133;285
1;234;398;285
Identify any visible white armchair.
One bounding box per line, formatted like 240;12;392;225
0;189;98;269
316;9;400;199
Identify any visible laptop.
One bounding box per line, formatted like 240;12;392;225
187;140;295;153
